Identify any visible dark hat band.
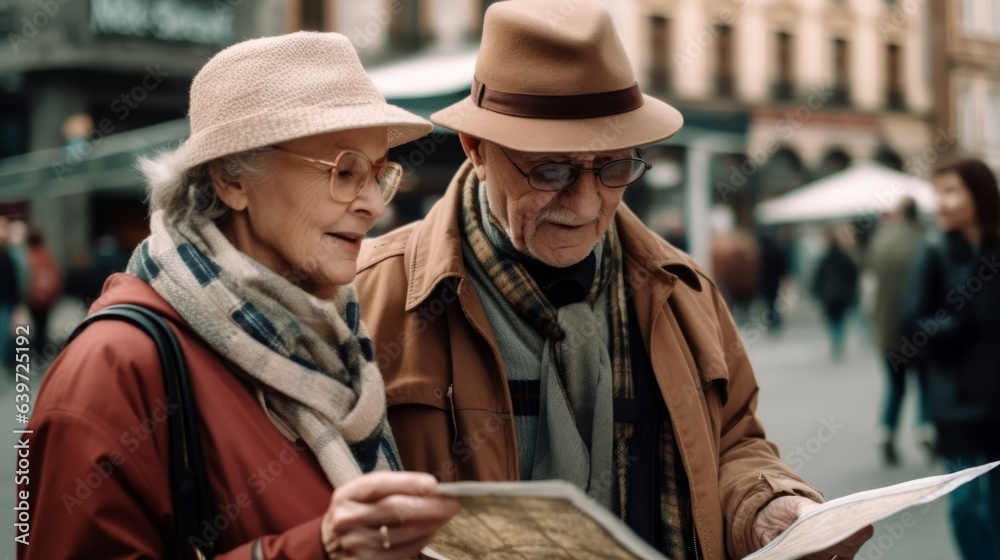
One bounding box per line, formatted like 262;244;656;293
472;77;644;119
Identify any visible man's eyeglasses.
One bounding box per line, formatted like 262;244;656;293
271;146;403;205
499;147;652;191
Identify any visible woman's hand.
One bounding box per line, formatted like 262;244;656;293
320;471;461;559
754;496;873;560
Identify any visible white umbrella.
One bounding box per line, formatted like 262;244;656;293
755;160;936;225
367;49;477;99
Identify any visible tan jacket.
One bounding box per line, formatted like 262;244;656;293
355;162;822;559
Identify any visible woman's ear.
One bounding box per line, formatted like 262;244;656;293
459;133;487;182
209;163;249;212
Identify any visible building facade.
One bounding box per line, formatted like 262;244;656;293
0;0;286;265
0;0;941;269
935;0;1000;172
332;0;937;263
617;0;935;217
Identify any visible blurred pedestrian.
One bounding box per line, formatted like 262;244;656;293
25;224;62;353
7;219;29;299
62;239;126;304
811;227;859;361
865;198;934;466
63;247;100;303
90;235;127;287
903;158;1000;560
0;216;21;374
61;114;95;161
865;198;932;466
712;228;760;325
656;208;687;252
757;229;790;333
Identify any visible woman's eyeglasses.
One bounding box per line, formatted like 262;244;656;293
271;146;403;205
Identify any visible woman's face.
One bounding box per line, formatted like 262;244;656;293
225;128;389;297
933;171;977;233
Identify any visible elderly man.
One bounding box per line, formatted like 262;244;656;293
355;1;872;558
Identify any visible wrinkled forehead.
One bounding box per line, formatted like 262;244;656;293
505;145;636;163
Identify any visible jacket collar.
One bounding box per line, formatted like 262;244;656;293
91;273;188;324
405;160;701;311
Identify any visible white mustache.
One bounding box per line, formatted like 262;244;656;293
536;208;599;227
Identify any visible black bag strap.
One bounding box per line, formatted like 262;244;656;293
68;304;216;559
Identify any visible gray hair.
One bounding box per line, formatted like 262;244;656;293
139;147;278;224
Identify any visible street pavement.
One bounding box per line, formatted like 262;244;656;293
0;294;965;559
747;297;961;560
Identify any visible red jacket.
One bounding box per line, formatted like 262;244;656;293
19;273;331;559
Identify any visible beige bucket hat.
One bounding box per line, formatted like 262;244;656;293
177;31;432;170
431;0;684;154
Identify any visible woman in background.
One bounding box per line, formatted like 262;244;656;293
904;157;1000;560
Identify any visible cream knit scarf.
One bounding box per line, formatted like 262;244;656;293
127;210;401;488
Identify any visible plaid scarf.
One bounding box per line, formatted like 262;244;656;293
460;172;691;558
127;210;401;488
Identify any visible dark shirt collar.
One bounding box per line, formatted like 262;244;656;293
521;251;596;308
479;182;597;308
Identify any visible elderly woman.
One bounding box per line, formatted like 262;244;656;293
21;33;459;560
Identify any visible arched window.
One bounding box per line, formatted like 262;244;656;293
818;149;851;177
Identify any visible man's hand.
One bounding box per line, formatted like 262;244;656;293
754;496;874;560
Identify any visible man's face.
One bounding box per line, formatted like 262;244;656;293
465;137;630;268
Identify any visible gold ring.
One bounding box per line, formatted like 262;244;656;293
380;525;390;550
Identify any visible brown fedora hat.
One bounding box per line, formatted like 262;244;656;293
431;0;683;153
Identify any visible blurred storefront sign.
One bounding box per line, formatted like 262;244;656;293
90;0;235;45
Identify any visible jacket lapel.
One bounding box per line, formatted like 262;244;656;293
618;206;726;555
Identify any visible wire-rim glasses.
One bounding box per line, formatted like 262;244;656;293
499;147;652;191
271;146;404;205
